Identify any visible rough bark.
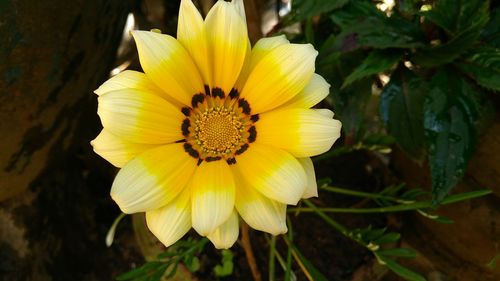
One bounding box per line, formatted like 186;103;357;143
0;0;139;280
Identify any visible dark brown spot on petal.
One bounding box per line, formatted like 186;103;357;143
181;107;191;116
238;98;251;115
250;114;259;122
229;88;239;99
204;84;210;96
191;93;205;108
235;143;249;155
226;157;236;165
184;143;199;158
212;87;225;98
205;156;222;162
181;119;190;137
248;126;257;143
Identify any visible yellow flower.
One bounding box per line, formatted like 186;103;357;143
91;0;341;249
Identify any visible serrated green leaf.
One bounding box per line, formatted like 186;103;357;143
424;70;481;203
456;46;500;91
373;232;401;245
424;0;489;33
342;50;402;88
412;21;488;67
378;256;426;281
286;0;350;24
380;66;427;159
377;248;417;258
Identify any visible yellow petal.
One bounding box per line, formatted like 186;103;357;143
178;0;211;85
235;143;306;205
94;70;181;106
205;0;248;94
297;158;318;198
191;160;235;235
207;210;239;249
132;30;204;105
256;108;342;157
231;0;247;24
97;89;184;144
279;73;330;109
111;143;197;213
313;108;335;118
146;187;191;247
91;130;158;168
233;171;287;235
240;43;317;113
235;35;289;90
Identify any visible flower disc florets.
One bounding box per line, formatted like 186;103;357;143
181;88;257;164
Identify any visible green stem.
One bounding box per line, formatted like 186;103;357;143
284;218;293;281
302;200;366;248
291;190;492;214
268;235;276;281
320;185;412;204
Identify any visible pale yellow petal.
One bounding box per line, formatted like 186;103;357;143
231;0;247;24
235;35;289;90
240;43;317;113
313;108;335;119
94;70;160;96
111;143;197;213
97;89;184;144
178;0;211;85
207;210;239;249
279;74;330;109
191;160;235;235
235;143;306;205
91;130;158;168
233;171;287;235
256;108;342;157
205;0;248;94
297;158;318;198
132;30;204;105
146;187;192;247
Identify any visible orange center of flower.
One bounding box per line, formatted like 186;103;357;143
180;87;258;165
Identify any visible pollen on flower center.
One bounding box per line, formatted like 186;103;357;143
181;87;258;164
196;108;243;154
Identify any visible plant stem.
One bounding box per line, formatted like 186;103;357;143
241;222;262;281
320;185;410;203
268;235;276;281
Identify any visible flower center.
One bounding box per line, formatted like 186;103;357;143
195;107;243;155
181;87;258;165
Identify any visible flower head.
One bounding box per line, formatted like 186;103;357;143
91;0;341;249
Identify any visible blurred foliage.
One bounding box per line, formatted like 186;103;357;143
284;0;499;203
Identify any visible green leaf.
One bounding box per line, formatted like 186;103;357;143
286;0;350;24
456;46;500;91
333;16;425;51
321;50;372;143
214;250;234;277
481;7;500;48
377;248;417;259
412;21;488;67
424;70;481;203
373;232;401;245
424;0;489;33
441;189;492;205
342;49;403;88
377;256;426;281
380;66;427;159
